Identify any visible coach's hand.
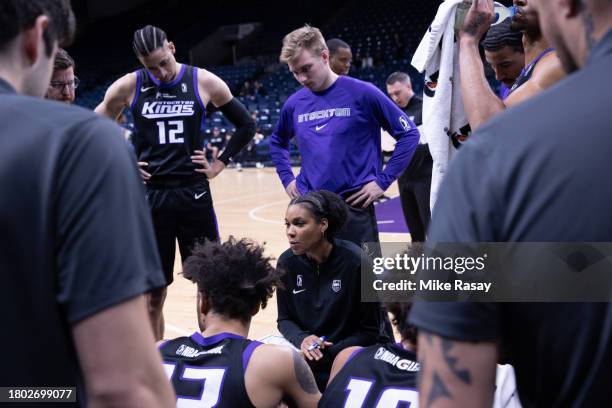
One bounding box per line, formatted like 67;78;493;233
300;335;333;361
346;180;384;208
460;0;494;40
285;180;300;199
137;161;151;182
192;150;225;179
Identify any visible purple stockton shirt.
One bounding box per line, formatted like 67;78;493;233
269;76;420;195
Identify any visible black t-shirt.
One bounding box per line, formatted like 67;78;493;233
276;239;380;358
159;332;260;407
319;343;419;407
130;64;206;182
400;95;431;178
0;79;165;404
401;95;423;127
410;31;612;407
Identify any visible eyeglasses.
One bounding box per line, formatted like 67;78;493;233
49;76;80;90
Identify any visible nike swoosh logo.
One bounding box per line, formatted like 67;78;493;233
292;289;306;294
141;86;155;92
194;191;207;199
315;123;328;131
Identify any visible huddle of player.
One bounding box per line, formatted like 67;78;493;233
160;234;419;408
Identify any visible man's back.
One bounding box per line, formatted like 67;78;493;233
161;331;322;407
0;81;165;393
160;333;258;407
319;343;419;407
411;35;612;406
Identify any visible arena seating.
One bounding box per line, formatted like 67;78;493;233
74;0;438;165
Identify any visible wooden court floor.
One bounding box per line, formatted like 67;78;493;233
163;167;408;340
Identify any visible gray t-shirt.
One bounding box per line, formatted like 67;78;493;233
0;79;166;404
410;31;612;407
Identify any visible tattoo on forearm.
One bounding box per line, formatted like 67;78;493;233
581;1;596;52
417;354;426;388
441;339;471;385
427;372;452;406
463;14;488;37
421;334;475;405
292;350;319;394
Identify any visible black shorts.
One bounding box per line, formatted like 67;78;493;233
146;177;219;285
335;203;380;247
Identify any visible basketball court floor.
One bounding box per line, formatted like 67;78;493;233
163;167;409;340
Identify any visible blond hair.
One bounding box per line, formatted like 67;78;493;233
280;25;328;63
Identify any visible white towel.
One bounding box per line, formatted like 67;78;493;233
412;0;471;211
494;364;523;408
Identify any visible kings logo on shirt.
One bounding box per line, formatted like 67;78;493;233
141;100;195;119
332;279;341;292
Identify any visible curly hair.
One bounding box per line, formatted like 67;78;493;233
290;190;348;241
384;301;417;346
182;236;283;322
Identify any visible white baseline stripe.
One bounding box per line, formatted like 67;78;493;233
214;190;285;205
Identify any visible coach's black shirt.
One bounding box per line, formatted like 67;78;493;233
399;95;431;178
276;239;380;358
401;94;423;127
0;79;165;404
410;30;612;407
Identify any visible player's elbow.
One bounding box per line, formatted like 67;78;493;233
93;102;115;120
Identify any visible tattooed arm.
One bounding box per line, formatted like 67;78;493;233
285;349;322;407
246;344;321;408
417;331;497;408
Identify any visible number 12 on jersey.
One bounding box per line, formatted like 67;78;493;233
156;120;184;144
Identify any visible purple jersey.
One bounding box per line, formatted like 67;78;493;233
269;76;420;195
499;83;511;100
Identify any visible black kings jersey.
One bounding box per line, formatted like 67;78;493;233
160;332;261;407
319;343;419;408
131;65;206;181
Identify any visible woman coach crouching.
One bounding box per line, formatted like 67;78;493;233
276;190;381;390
